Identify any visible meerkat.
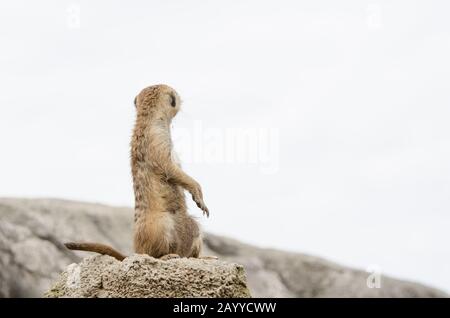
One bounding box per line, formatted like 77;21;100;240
65;84;210;261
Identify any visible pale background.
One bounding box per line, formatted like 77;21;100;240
0;0;449;292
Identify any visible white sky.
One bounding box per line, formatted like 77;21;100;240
1;0;449;292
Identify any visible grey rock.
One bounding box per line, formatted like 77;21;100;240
45;254;251;298
203;235;447;297
0;198;447;298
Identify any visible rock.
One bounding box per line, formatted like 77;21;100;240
0;198;447;298
0;198;132;297
204;235;447;297
45;254;251;298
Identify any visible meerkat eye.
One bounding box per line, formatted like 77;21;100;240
169;93;176;107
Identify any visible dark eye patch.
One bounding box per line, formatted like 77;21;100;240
170;93;176;107
134;96;137;107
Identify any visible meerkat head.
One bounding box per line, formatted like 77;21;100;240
134;84;181;121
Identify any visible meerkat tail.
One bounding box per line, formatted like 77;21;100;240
64;242;126;261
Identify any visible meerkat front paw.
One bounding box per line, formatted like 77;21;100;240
189;183;209;217
193;195;209;217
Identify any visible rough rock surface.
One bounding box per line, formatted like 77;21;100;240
0;198;447;298
45;254;250;298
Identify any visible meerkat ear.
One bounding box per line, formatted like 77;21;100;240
133;96;137;108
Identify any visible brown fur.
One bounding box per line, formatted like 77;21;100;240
65;84;209;260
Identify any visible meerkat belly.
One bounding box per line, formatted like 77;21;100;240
159;181;187;215
157;181;198;256
137;179;198;257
